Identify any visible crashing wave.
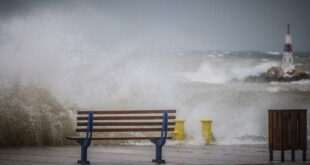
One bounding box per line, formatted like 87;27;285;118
183;60;278;84
266;51;281;56
0;84;74;146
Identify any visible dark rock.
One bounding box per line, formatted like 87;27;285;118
245;67;310;82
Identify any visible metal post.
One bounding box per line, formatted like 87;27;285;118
174;119;185;140
201;119;213;144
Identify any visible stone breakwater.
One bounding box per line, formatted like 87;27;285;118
245;66;310;82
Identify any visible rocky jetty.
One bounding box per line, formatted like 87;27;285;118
265;67;310;81
245;67;310;82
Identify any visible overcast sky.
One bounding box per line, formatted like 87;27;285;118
0;0;310;52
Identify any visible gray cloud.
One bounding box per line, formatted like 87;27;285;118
0;0;310;51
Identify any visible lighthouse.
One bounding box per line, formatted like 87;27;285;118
281;24;295;75
264;24;309;81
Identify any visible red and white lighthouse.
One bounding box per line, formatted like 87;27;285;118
281;24;295;74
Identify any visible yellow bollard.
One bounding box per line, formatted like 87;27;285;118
201;119;213;144
173;119;185;140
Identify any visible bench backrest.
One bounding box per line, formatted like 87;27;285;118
76;110;176;139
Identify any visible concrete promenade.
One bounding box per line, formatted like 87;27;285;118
0;144;309;165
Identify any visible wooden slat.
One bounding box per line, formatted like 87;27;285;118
77;116;176;120
67;136;173;140
78;110;176;114
268;111;272;149
291;112;297;149
77;122;176;126
76;128;174;132
300;111;307;149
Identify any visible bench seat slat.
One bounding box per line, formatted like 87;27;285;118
76;128;174;132
78;110;176;114
77;116;176;120
77;122;176;126
67;136;173;140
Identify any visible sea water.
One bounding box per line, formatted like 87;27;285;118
1;49;310;145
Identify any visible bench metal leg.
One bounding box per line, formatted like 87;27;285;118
152;145;165;164
269;149;273;161
281;150;285;162
303;150;307;161
78;145;90;165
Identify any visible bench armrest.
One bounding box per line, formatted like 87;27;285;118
160;112;169;139
82;112;93;147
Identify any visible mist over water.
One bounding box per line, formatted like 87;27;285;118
1;1;310;145
176;52;310;144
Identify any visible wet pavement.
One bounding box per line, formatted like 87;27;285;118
0;144;309;165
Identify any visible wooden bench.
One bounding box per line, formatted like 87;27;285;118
268;109;307;162
67;109;176;164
